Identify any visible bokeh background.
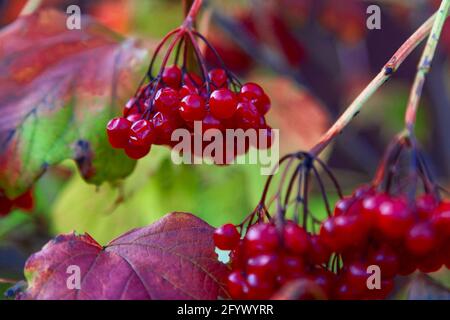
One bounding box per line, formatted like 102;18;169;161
0;0;449;297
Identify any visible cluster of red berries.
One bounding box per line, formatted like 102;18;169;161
0;189;34;217
214;186;449;300
214;221;335;299
319;186;449;299
106;65;273;162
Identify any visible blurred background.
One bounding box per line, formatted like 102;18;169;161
0;0;449;297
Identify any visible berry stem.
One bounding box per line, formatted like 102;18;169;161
404;0;450;134
183;0;203;28
309;10;448;157
19;0;42;16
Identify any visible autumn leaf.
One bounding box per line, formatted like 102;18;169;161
0;9;147;198
18;212;229;300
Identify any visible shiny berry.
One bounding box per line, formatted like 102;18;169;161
183;72;203;89
245;223;279;255
406;222;437;256
179;85;198;98
247;253;280;278
432;202;450;236
227;271;248;299
377;198;413;238
283;221;309;254
208;68;228;88
240;82;265;101
213;224;240;250
162;65;182;88
252;94;271;115
368;245;399;279
106;117;132;148
416;194;437;219
129;119;155;146
179;94;206;121
154;88;180;114
246;273;275;299
124;142;150;159
234;102;260;129
209;89;237;119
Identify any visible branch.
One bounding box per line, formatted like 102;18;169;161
309;9;449;156
404;0;450;134
19;0;42;16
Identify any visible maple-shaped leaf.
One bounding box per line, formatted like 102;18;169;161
18;212;229;300
0;9;147;198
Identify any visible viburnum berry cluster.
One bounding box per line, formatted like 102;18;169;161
0;189;34;217
214;153;343;299
214;144;450;300
106;13;272;162
319;136;450;299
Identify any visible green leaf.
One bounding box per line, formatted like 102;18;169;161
0;9;148;197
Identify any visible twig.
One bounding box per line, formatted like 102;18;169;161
19;0;42;16
404;0;450;134
309;10;449;156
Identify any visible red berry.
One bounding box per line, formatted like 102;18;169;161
202;114;224;132
352;185;375;198
308;268;335;297
126;113;141;123
154;88;180;114
368;245;399;279
245;223;279;255
124;142;150;159
308;234;331;264
227;271;248;299
234;102;260;129
209;89;237;119
240;82;265;101
208;68;228;88
246;273;275;299
280;254;305;279
179;94;206;121
213;224;240;250
283;221;309;254
106;117;132;148
152;112;178;145
123;97;144;117
406;222;437;256
417;251;444;273
416;194;437;219
432;202;450;236
345;262;369;292
397;251;417;276
247;253;280;278
252;94;271;115
179;85;198;98
162;65;182;89
129;119;155;147
361;193;388;218
183;72;203;89
230;240;245;270
376;197;413;238
333;196;354;216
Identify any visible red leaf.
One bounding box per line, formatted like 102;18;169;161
19;212;229;300
0;9;146;197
